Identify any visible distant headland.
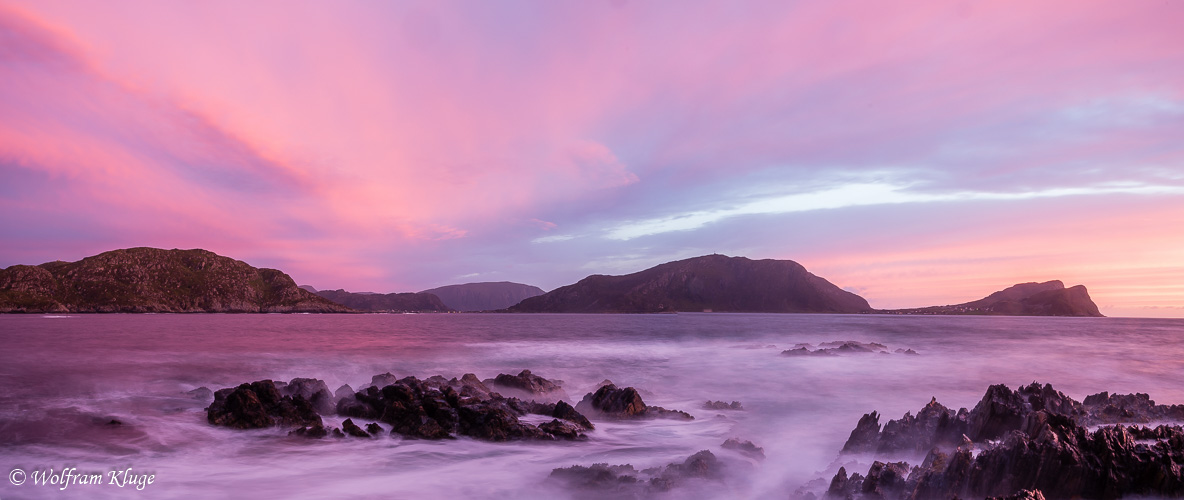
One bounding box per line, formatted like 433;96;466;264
0;248;1102;316
0;247;348;313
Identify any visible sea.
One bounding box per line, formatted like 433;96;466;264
1;313;1182;499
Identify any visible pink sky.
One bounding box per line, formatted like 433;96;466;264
2;0;1183;317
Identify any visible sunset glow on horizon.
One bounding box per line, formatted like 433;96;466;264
2;0;1183;317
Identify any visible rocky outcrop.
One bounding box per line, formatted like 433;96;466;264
825;382;1184;500
311;289;452;313
886;281;1103;317
420;281;545;311
0;247;350;313
278;378;335;416
507;254;871;314
206;380;323;429
211;370;594;443
337;374;592;441
575;384;693;421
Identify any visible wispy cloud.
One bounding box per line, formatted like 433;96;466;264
605;182;1184;240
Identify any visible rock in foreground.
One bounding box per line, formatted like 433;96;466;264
827;382;1184;500
206;380;322;429
210;370;595;443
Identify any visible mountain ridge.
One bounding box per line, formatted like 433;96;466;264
0;247;350;313
421;281;545;311
310;288;452;313
507;254;871;314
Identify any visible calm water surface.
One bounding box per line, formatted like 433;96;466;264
1;314;1182;499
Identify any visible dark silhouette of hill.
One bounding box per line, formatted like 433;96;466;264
507;254;870;313
886;280;1103;316
0;247;350;313
308;288;451;313
420;282;545;311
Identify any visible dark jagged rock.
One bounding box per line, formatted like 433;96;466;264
550;450;724;496
721;438;765;459
364;422;382;435
553;400;594;430
335;374;592;442
967;383;1082;441
904;415;1184;499
885;280;1103;317
207;380;322;429
420;281;545;312
1081;391;1184;425
576;384;694;421
508;254;872;314
705;400;744;411
842;411;883;453
861;461;911;499
281;378;335;416
289;423;330;438
340;418;371;438
843;383;1082;455
312;288;452;313
539;419;587;440
829;382;1184;500
0;247;351;313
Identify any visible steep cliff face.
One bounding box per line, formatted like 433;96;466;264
420;282;545;311
889;280;1103;317
311;289;451;313
0;247;352;313
508;255;871;313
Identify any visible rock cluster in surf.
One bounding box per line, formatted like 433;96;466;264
813;382;1184;500
206;371;693;443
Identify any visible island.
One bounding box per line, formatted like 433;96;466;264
884;280;1103;317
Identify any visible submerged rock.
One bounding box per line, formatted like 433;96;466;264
721;438;765;459
187;387;213;402
782;341;916;357
550;450;725;496
705;400;744;411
